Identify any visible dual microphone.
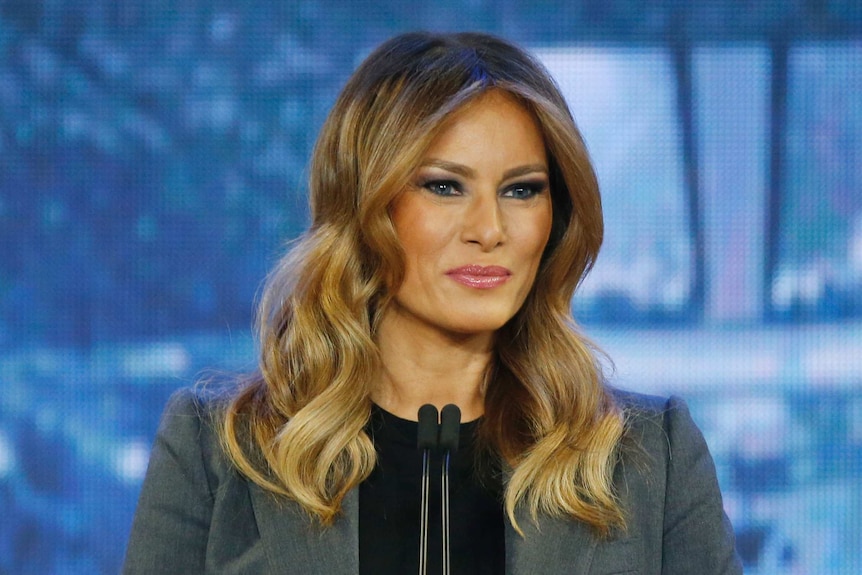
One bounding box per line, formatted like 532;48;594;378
416;404;461;575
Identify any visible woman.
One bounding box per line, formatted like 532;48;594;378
124;32;742;574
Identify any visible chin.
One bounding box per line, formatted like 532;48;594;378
442;312;513;336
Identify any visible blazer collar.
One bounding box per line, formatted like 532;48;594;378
250;485;598;575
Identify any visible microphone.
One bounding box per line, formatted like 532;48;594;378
439;404;461;452
416;404;439;575
439;404;461;575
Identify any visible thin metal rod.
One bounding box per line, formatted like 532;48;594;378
419;448;431;575
441;450;451;575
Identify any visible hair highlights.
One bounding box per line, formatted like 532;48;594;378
219;31;626;536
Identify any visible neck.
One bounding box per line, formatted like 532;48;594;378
374;311;493;422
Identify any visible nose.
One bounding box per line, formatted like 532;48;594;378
461;193;505;250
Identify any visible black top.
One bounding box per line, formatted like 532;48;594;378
359;405;505;575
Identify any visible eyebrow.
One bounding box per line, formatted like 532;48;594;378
419;159;549;180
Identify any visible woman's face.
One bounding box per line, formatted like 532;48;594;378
385;90;553;341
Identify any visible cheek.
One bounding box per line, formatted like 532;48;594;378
393;206;454;266
518;207;554;258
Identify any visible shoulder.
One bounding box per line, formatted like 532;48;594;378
161;383;230;418
610;385;689;418
609;387;705;456
154;386;221;442
605;387;714;519
150;385;237;486
608;387;716;492
606;387;743;573
124;385;263;572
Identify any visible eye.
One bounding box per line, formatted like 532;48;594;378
502;181;547;199
421;179;462;197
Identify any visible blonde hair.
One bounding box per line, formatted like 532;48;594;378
220;31;626;536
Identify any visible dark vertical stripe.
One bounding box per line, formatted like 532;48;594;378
673;38;704;321
766;40;788;320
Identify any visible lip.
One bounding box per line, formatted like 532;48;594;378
445;265;512;289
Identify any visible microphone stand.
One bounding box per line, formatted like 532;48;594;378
439;405;461;575
416;403;461;575
416;405;439;575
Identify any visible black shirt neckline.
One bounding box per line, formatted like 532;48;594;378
368;403;483;448
359;403;505;575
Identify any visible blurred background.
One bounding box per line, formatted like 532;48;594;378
1;0;860;573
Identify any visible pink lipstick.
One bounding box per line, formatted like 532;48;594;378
445;265;511;289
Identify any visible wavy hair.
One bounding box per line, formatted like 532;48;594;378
220;31;626;536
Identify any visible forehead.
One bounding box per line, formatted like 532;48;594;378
421;91;547;163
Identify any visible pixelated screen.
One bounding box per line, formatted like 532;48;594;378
1;2;860;573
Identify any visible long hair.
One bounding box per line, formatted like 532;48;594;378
220;31;626;536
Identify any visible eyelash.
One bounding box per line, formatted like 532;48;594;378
419;179;547;199
502;182;547;199
422;179;462;196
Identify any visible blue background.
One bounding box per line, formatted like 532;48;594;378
1;1;861;573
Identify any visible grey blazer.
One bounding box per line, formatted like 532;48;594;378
123;388;742;574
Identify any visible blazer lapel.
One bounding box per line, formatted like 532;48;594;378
250;484;359;575
248;480;599;575
506;507;598;575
